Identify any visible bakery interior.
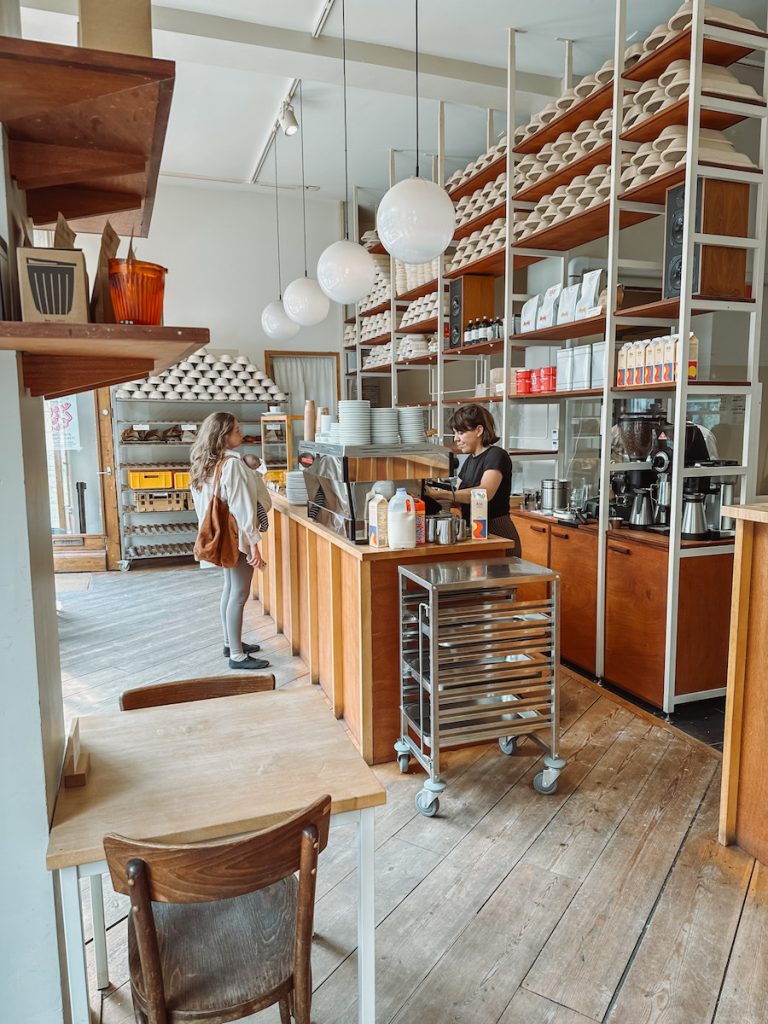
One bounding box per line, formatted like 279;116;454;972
3;1;768;1023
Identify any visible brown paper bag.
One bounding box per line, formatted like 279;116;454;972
90;220;120;323
53;213;76;250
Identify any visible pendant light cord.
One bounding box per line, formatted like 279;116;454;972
415;0;420;178
273;141;282;298
299;79;308;276
341;0;350;239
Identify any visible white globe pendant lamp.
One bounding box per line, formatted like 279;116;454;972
261;299;300;341
377;0;455;265
316;0;378;306
283;83;331;327
260;131;301;342
377;176;455;264
317;238;375;304
283;275;330;326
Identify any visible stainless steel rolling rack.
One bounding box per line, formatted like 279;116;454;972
394;558;564;816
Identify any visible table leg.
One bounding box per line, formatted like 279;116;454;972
357;806;376;1024
59;866;91;1024
89;874;110;990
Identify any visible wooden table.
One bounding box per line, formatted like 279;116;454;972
47;687;387;1024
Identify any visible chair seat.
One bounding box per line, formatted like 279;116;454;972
129;875;297;1021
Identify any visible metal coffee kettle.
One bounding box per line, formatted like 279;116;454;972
681;493;708;540
628;488;654;529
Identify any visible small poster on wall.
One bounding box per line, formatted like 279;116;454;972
45;395;81;451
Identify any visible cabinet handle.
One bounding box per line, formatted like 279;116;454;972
529;525;547;534
551;530;569;539
608;544;631;555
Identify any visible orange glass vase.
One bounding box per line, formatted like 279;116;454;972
108;258;167;325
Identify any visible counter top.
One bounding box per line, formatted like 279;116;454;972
722;502;768;523
269;491;512;561
511;506;733;549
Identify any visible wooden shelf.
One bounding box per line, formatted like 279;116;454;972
360;364;392;374
448;153;507;202
0;36;175;236
515;83;614;156
512;388;603;400
625;24;765;84
510;315;608;345
511;200;652;268
442;395;501;404
621;94;761;146
454;201;506;240
368;242;387;255
396;279;440;302
397;401;436;408
359;299;392;318
360;332;393;346
445;247;506;280
400;317;441;335
617;296;753;321
443;339;503;356
396;353;455;367
0;322;208;399
515;143;613;204
612;380;750;395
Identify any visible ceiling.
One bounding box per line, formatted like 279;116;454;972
18;0;767;209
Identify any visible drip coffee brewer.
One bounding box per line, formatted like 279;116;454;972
652;472;671;526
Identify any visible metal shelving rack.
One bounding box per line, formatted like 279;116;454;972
395;558;564;816
113;396;267;570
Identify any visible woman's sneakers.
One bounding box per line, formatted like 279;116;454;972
228;654;271;670
223;641;261;658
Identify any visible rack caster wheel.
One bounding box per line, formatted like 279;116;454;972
118;560;131;572
398;754;410;774
415;790;439;817
498;736;518;755
533;771;558;795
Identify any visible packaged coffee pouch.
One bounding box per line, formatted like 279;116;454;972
53;213;76;249
90;221;120;323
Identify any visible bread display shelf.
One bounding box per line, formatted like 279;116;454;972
515;143;613;204
0;322;208;400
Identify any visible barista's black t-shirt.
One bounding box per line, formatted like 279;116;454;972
458;445;513;522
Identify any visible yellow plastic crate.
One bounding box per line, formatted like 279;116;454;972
128;470;174;490
264;470;286;489
174;471;191;490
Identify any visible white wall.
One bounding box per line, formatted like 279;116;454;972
81;179;345;373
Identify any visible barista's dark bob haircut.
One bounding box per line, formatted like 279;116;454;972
448;404;500;446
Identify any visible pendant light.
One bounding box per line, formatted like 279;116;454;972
284;81;331;327
376;0;456;264
261;137;300;342
316;0;376;305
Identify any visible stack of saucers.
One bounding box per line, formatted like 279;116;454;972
398;407;426;443
371;407;400;444
339;400;372;445
285;470;308;506
328;422;343;445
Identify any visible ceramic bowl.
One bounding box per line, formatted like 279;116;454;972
566;175;588;197
653;124;688;152
624;43;645;67
564;143;587;163
573;120;596;145
555;88;578;112
549;184;570;207
551;132;574;155
595;60;614;85
635;78;660;107
574;74;599;99
539;102;560;124
644;23;671;53
581;131;604;153
203;354;217;365
644;86;672;114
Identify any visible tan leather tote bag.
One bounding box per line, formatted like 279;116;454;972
194;460;240;568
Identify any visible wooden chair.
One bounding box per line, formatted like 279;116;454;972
119;674;275;711
104;794;331;1024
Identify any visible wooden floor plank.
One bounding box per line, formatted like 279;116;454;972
712;861;768;1024
523;739;718;1021
500;989;595;1024
605;775;753;1024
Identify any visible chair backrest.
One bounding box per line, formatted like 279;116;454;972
104;794;331;1022
119;673;275;711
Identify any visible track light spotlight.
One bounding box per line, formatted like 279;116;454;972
278;100;299;136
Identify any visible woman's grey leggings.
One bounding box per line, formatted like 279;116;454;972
220;552;253;656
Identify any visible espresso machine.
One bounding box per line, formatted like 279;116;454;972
298;441;456;543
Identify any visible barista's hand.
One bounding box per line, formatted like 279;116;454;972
425;486;451;501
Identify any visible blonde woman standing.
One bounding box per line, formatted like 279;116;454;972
190;412;272;670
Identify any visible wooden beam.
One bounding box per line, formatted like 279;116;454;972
9;140;146;191
26;185;142;227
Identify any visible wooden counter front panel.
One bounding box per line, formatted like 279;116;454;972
549;526;597;675
341;551;364;755
676;551;733;696
512;514;550;600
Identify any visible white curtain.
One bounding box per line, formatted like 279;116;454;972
270;355;338;418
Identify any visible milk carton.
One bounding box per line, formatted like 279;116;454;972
663;335;676;382
653;337;665;383
470;488;488;540
626;342;637;386
367;494;389;547
617;343;630;387
644;341;655;384
679;331;699;380
631;341;647;385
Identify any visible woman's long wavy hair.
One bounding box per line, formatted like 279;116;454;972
189;412;237;490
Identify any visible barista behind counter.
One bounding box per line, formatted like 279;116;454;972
425;403;520;550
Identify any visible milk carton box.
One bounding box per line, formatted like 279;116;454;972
616;343;630;387
367;494;389;547
632;341;647;385
653;337;665;383
626;342;637;386
663;335;676;382
470;488;488;540
644;340;655;384
682;331;699;380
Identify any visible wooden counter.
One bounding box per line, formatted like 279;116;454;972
257;493;513;764
719;503;768;863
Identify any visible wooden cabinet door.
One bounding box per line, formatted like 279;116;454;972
549;527;597;675
604;539;667;706
512;515;550;600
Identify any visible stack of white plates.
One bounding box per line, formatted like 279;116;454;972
285;470;308;506
339;400;371;445
398;407;426;443
328;422;342;445
371;407;400;444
